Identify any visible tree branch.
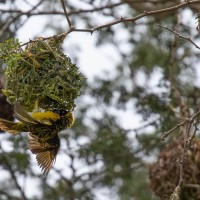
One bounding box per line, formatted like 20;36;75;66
0;0;43;38
3;155;28;200
161;109;200;140
60;0;72;28
158;24;200;49
20;0;200;46
0;2;125;16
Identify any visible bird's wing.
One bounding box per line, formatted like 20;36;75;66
28;134;60;175
14;102;39;124
14;102;59;126
0;118;19;134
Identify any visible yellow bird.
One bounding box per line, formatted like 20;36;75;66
0;102;74;174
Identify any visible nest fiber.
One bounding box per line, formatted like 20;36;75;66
149;137;200;200
0;37;83;111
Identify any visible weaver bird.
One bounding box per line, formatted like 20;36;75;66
0;102;74;174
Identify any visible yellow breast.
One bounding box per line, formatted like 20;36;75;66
31;111;60;124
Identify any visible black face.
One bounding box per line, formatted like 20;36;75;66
52;109;68;116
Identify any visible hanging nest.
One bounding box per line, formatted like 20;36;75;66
149;137;200;200
0;36;84;112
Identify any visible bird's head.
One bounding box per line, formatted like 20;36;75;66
52;108;75;128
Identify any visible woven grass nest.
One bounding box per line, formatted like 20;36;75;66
149;137;200;200
0;36;84;111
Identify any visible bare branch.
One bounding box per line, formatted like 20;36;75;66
0;0;195;17
169;113;199;196
20;0;200;46
0;0;43;38
161;109;200;140
0;2;125;16
2;155;28;200
178;123;191;188
158;24;200;49
60;0;72;28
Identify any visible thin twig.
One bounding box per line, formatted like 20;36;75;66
184;120;199;152
161;120;188;140
169;114;200;192
167;14;189;123
189;120;199;145
184;183;200;188
0;2;124;16
178;122;191;188
158;24;200;49
0;0;43;38
2;155;28;200
60;0;72;28
0;1;180;16
161;109;200;140
0;0;197;15
20;0;200;46
125;0;181;3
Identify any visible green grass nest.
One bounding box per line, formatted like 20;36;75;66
0;36;84;111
